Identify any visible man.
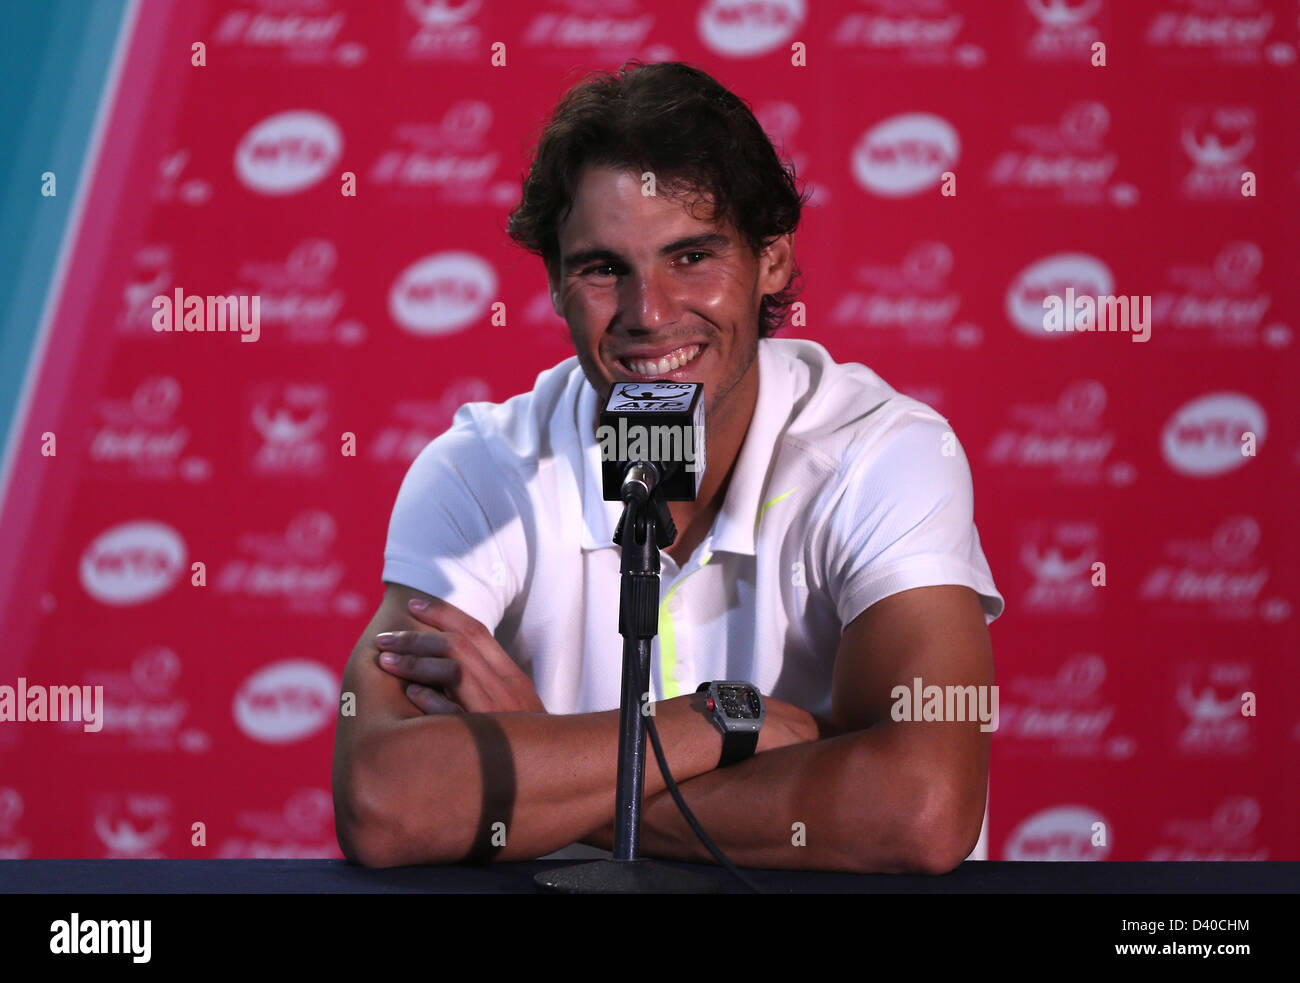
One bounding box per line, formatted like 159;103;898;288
332;62;1003;873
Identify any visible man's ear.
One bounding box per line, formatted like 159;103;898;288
545;259;562;318
757;234;794;296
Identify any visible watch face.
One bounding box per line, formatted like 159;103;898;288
717;684;761;719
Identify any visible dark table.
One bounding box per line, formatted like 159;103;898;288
1;859;1296;893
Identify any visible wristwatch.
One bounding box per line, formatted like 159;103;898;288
696;680;765;767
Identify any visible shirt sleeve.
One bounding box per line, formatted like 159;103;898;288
381;408;525;632
817;413;1004;630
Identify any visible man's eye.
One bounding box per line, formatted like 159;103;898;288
679;251;710;265
583;263;618;277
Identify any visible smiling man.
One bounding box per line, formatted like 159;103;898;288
332;61;1004;874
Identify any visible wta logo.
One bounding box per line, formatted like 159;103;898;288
1161;392;1266;477
233;660;338;744
698;0;805;58
1004;805;1111;860
1006;253;1114;338
235;110;342;195
388;251;497;335
79;521;187;606
852;113;960;197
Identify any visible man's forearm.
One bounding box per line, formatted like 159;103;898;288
344;694;722;866
581;721;985;874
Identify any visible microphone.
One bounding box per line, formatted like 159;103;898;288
598;381;705;503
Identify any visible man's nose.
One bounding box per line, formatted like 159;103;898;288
618;268;682;331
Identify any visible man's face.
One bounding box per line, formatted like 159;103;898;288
548;165;791;429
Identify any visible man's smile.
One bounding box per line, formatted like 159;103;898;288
611;342;707;380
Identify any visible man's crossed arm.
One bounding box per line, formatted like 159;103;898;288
331;581;993;874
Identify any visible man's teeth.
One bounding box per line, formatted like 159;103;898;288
623;344;701;376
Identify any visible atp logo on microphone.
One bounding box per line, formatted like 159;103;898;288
599;381;706;501
609;381;697;412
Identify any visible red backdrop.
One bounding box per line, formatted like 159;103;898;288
1;0;1296;861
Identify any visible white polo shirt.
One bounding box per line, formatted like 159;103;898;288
382;337;1003;719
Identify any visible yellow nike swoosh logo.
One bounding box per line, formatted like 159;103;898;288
755;487;798;531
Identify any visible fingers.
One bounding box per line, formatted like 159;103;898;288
404;602;539;707
405;596;484;635
375;633;461;685
404;683;463;714
406;598;519;673
376;629;450;659
376;618;538;714
377;651;461;688
452;642;518;710
440;653;497;712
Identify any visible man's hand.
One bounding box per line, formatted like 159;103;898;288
375;596;546;715
757;697;836;752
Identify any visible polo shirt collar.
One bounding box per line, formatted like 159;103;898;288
578;339;791;556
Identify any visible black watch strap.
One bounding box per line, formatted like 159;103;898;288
718;729;759;768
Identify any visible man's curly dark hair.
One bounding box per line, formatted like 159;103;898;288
507;60;808;339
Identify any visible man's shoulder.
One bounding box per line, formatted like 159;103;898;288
768;337;950;472
445;355;586;465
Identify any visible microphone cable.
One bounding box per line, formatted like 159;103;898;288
628;653;764;894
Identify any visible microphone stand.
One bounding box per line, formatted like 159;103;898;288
534;461;722;893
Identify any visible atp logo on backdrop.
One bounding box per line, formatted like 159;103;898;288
1176;106;1257;201
93;793;172;858
235;110;342;195
246;382;330;477
403;0;484;60
1015;520;1102;615
1172;661;1252;755
1019;0;1109;61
